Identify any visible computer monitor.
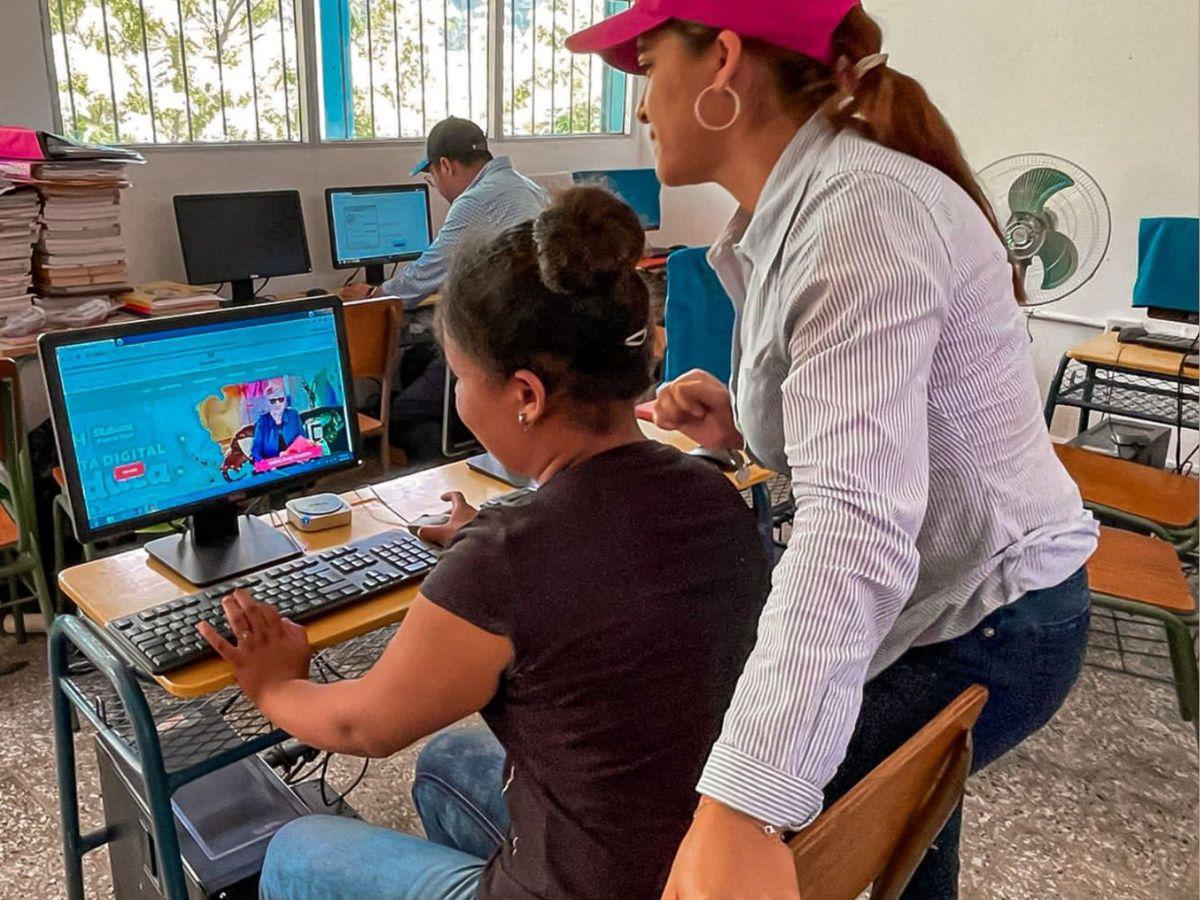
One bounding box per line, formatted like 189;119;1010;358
325;184;434;287
1132;217;1199;325
173;191;312;304
442;366;481;458
39;296;361;585
572;168;662;231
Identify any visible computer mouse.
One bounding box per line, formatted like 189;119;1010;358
305;288;331;297
407;512;451;537
687;446;739;473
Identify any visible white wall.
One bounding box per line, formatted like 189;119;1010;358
647;0;1200;434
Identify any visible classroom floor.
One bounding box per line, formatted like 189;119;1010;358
0;626;1194;900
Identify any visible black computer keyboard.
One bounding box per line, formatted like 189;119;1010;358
1117;329;1199;353
107;530;439;675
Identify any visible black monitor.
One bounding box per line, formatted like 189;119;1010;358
325;184;434;286
174;191;312;304
39;296;361;585
442;366;481;458
441;366;533;489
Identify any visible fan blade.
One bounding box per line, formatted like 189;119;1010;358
1008;167;1075;215
1036;230;1079;290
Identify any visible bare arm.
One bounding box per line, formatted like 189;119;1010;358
200;590;512;757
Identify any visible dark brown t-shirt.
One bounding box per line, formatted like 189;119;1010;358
421;440;769;900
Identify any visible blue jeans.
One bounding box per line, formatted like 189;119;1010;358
823;567;1091;899
259;729;509;899
260;572;1089;899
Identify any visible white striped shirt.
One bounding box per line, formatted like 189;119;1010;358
696;115;1098;829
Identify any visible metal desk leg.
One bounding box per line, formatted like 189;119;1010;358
50;616;192;900
1044;355;1070;428
1078;364;1097;434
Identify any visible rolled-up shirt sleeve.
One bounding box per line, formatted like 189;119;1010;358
697;173;952;828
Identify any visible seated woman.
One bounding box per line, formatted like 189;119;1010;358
199;187;770;900
250;379;303;462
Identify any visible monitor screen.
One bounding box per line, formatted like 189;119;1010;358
173;191;311;285
572;168;662;231
41;298;359;541
326;185;433;268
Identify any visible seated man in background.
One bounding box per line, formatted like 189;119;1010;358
342;116;546;459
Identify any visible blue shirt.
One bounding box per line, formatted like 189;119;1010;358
250;407;304;462
381;157;547;304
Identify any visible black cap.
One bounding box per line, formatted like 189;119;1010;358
410;117;489;176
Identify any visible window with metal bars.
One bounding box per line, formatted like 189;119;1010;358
500;0;628;137
317;0;489;140
46;0;303;144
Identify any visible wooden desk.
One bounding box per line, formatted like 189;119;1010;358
1046;330;1199;434
1067;330;1199;380
61;423;775;698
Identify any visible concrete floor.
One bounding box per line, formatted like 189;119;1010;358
0;625;1194;900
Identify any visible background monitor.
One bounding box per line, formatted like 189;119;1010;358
1132;217;1199;325
442;366;481;458
40;296;360;584
326;184;433;286
572;168;662;231
173;191;312;304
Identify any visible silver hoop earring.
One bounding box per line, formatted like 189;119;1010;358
693;85;741;132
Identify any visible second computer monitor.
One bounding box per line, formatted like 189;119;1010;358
572;168;662;231
174;190;312;304
326;184;434;286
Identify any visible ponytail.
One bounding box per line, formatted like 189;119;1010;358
669;9;1027;303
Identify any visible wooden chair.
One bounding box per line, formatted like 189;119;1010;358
789;685;988;900
343;297;404;470
1053;443;1198;553
1086;525;1198;725
0;359;54;638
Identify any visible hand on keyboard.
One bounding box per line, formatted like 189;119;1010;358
197;589;312;702
415;491;478;547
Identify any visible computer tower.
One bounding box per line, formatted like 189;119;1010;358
94;730;310;900
1067;420;1172;468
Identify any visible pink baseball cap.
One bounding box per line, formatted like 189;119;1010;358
565;0;860;74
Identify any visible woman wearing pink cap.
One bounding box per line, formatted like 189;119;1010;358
568;2;1097;898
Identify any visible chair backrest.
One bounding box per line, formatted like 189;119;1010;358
789;685;988;900
662;247;735;385
342;297;403;380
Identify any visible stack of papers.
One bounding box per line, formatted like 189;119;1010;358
0;182;40;320
0;160;132;301
119;281;223;316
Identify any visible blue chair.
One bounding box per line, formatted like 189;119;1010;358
662;247;736;385
660;247;790;561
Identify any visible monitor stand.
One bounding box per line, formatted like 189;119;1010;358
225;278;257;306
363;264;387;287
145;503;302;587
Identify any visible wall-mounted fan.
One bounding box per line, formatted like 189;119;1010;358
979;154;1111;306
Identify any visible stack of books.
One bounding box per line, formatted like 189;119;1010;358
0;181;39;320
119;281;223;316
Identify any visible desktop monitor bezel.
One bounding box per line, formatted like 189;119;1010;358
324;184;434;270
38;295;362;545
173;190;313;286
